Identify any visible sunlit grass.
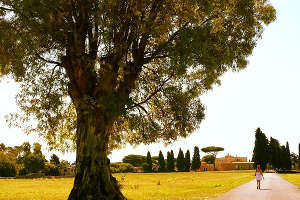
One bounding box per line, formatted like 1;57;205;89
0;171;255;200
278;173;300;187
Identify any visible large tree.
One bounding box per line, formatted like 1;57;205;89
0;1;275;199
252;128;269;171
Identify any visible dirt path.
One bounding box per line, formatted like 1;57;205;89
214;173;300;200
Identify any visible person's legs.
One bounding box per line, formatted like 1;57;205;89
256;180;259;189
258;180;261;189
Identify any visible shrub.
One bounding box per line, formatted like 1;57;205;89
110;162;134;173
0;159;16;177
122;154;146;167
18;168;28;176
43;163;60;176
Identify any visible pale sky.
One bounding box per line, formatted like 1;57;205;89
0;1;299;163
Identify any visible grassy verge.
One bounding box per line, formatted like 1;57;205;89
278;173;300;187
0;171;254;200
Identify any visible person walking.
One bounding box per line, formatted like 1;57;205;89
255;165;264;189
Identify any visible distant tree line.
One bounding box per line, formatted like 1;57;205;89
252;128;299;171
121;146;202;173
0;142;72;177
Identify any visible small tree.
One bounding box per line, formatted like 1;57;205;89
184;150;191;172
176;148;185;172
191;146;201;171
23;153;46;173
158;151;166;172
144;151;153;173
122;155;147;167
50;154;60;166
290;153;299;169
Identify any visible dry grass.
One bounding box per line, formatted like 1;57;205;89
0;171;255;200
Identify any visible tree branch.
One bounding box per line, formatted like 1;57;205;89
129;76;172;110
36;54;61;66
0;6;14;12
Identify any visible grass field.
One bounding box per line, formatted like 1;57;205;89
0;171;255;200
278;173;300;187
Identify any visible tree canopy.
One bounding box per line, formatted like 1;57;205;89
201;146;224;157
0;0;276;151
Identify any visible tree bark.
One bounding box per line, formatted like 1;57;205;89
68;108;126;200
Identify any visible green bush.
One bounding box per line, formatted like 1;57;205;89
43;163;60;176
110;162;134;173
122;154;146;167
0;159;16;177
18;168;28;176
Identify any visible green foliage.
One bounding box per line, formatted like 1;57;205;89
23;153;46;173
122;154;146;167
143;151;153;173
18;168;28;176
167;150;175;172
285;142;292;170
184;150;191;172
269;137;281;169
110;163;134;173
201;146;224;158
176;148;185;172
202;155;215;164
44;163;60;176
50;154;60;166
0;153;16;177
0;143;5;152
252;128;269;171
290;153;299;169
0;0;276;153
158;151;166;172
191;146;201;170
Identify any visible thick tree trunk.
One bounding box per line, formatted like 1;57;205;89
68;109;126;200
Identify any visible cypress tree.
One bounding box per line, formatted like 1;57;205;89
279;145;286;170
167;151;171;172
286;142;292;170
176;148;185;172
252;128;269;171
170;150;175;172
191;146;201;170
184;150;191;172
145;151;153;172
269;137;280;169
158;151;166;172
167;150;175;172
